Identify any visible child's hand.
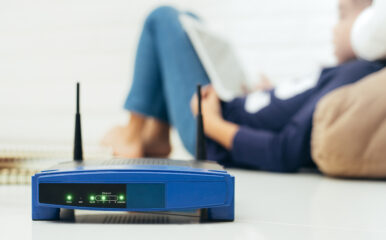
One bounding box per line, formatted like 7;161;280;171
191;85;222;123
191;85;239;150
253;73;273;91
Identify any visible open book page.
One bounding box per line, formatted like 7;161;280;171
181;15;250;101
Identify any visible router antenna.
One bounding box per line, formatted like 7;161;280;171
74;82;83;161
195;84;207;161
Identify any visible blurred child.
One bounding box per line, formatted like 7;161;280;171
102;0;385;172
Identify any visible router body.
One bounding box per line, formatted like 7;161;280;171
32;83;235;222
32;159;235;222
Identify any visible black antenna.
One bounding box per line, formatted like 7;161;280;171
195;84;207;161
73;82;83;161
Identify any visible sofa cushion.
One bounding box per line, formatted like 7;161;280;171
312;68;386;178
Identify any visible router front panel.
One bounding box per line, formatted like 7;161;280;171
32;168;235;221
38;183;166;209
39;183;129;209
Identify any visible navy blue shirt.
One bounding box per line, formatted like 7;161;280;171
207;59;386;172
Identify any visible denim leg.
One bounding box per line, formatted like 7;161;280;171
124;8;169;122
125;6;210;154
151;6;210;154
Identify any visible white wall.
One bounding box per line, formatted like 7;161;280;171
0;0;337;146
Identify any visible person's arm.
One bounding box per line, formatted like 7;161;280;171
191;85;239;150
205;118;239;150
191;85;311;172
229;113;312;172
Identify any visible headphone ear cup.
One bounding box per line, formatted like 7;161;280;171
351;2;386;61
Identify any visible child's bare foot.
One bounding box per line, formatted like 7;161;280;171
101;114;171;159
101;113;147;158
142;119;172;158
101;125;144;158
144;138;172;158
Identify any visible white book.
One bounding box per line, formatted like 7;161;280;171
180;15;252;101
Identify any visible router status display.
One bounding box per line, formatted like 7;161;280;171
39;183;166;209
39;183;127;208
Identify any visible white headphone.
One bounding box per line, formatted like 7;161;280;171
351;0;386;61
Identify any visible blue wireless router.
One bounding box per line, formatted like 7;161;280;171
32;83;235;222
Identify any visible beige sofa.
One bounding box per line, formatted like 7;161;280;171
312;68;386;178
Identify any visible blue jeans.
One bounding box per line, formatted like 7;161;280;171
124;6;209;154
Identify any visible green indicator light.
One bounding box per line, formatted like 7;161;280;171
66;194;73;201
101;195;106;201
119;195;125;201
90;195;95;201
